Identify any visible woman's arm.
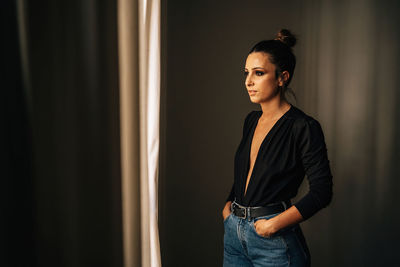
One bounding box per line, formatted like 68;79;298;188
222;110;256;221
255;118;333;236
292;118;333;220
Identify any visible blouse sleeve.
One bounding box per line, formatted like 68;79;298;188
293;118;333;221
225;111;255;203
226;184;235;202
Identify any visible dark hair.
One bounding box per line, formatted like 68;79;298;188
249;29;297;100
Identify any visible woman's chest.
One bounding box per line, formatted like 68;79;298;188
235;119;299;171
249;119;279;165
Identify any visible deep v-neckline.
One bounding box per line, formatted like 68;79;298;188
243;104;293;199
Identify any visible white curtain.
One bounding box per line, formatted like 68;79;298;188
118;0;161;266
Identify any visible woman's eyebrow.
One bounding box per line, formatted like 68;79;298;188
244;67;266;70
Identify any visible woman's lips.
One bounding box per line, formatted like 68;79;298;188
248;90;257;95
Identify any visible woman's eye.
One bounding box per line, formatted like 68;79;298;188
244;71;248;76
256;71;264;76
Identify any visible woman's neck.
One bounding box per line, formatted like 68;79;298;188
259;97;291;121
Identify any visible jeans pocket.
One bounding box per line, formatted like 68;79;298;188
251;221;276;238
223;212;233;224
251;221;269;238
251;213;282;239
250;221;287;249
251;212;281;235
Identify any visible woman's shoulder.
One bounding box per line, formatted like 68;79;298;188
288;105;324;134
288;105;319;123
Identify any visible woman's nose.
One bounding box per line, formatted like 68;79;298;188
246;76;254;87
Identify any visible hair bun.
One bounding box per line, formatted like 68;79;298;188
275;29;297;48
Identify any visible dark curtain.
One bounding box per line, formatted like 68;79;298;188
2;1;35;266
3;0;123;266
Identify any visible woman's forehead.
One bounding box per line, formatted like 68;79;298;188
245;52;274;69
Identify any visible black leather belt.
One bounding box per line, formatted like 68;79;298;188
231;200;291;220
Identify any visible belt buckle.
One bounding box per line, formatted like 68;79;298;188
234;203;247;219
238;207;246;219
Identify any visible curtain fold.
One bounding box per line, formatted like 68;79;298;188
118;0;161;266
15;0;124;266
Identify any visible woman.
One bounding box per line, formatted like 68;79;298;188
222;29;333;267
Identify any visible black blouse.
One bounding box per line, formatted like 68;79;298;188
226;104;333;221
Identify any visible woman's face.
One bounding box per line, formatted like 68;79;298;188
244;52;282;104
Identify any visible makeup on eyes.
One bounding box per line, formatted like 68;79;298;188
244;70;265;76
256;71;264;76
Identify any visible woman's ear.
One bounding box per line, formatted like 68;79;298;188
278;71;290;87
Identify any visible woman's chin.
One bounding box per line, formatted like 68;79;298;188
249;97;261;104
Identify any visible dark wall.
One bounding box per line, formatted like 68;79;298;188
160;1;304;266
160;0;400;267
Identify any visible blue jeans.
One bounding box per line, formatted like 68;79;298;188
223;211;311;267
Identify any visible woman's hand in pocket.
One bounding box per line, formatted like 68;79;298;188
254;218;278;237
222;201;232;221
